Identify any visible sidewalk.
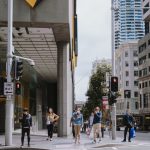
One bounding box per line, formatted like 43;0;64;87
0;131;146;150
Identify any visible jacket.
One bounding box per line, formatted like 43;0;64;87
72;112;83;126
93;111;102;124
123;114;134;126
20;113;32;128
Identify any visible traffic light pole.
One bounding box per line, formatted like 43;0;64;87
111;103;116;140
5;0;13;146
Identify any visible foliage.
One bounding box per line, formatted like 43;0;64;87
82;59;111;119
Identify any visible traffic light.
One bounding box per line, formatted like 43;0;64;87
111;76;118;92
15;82;21;95
108;92;117;106
15;60;23;80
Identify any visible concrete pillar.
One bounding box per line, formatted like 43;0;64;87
57;42;73;137
36;88;42;130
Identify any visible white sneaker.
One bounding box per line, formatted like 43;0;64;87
50;138;53;141
92;140;96;144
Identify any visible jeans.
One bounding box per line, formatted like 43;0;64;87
47;124;54;138
124;124;132;141
21;128;30;145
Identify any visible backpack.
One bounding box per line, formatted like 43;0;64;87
23;114;31;127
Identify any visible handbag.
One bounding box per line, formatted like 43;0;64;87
130;127;136;138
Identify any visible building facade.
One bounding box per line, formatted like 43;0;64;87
115;40;139;115
112;0;145;50
137;0;150;122
0;0;78;136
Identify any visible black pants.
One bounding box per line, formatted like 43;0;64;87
124;124;132;141
21;128;30;145
47;124;54;138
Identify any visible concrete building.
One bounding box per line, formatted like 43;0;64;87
0;0;78;136
112;0;145;50
138;0;150;116
115;40;139;115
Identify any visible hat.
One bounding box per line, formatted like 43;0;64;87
23;108;28;111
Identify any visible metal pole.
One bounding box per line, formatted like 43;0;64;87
5;0;13;146
111;0;116;140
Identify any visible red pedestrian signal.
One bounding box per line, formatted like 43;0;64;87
16;82;21;95
111;76;118;92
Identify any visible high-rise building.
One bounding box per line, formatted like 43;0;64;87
112;0;145;50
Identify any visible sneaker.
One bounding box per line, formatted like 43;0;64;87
28;143;30;147
46;138;49;140
122;140;126;142
92;140;96;144
50;138;53;141
128;140;131;142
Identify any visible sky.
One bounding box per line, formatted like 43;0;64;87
75;0;112;101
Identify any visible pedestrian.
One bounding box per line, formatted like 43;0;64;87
92;107;102;143
72;107;83;144
88;112;94;133
70;110;75;138
19;108;32;147
122;109;134;142
46;108;59;141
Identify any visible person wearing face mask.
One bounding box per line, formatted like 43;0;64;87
19;108;32;147
72;107;83;144
92;107;102;143
46;108;59;141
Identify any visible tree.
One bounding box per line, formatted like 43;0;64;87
82;59;111;119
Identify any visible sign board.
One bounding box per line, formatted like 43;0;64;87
4;82;14;96
102;96;109;110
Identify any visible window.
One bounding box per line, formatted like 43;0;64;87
125;51;128;57
133;51;138;57
126;71;129;76
135;102;139;109
134;81;138;86
145;82;148;87
143;94;148;108
148;39;150;46
134;91;138;97
142;82;145;88
143;68;147;76
139;83;141;89
126;81;129;86
134;71;138;76
149;66;150;72
125;62;129;67
134;61;138;67
140;94;142;108
139;70;142;77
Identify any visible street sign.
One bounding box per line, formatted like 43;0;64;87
102;96;109;110
4;82;14;96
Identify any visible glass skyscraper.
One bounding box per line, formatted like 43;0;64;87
112;0;145;50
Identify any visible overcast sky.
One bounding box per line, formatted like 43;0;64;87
75;0;111;101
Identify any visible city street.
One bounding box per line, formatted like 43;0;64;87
0;131;149;150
